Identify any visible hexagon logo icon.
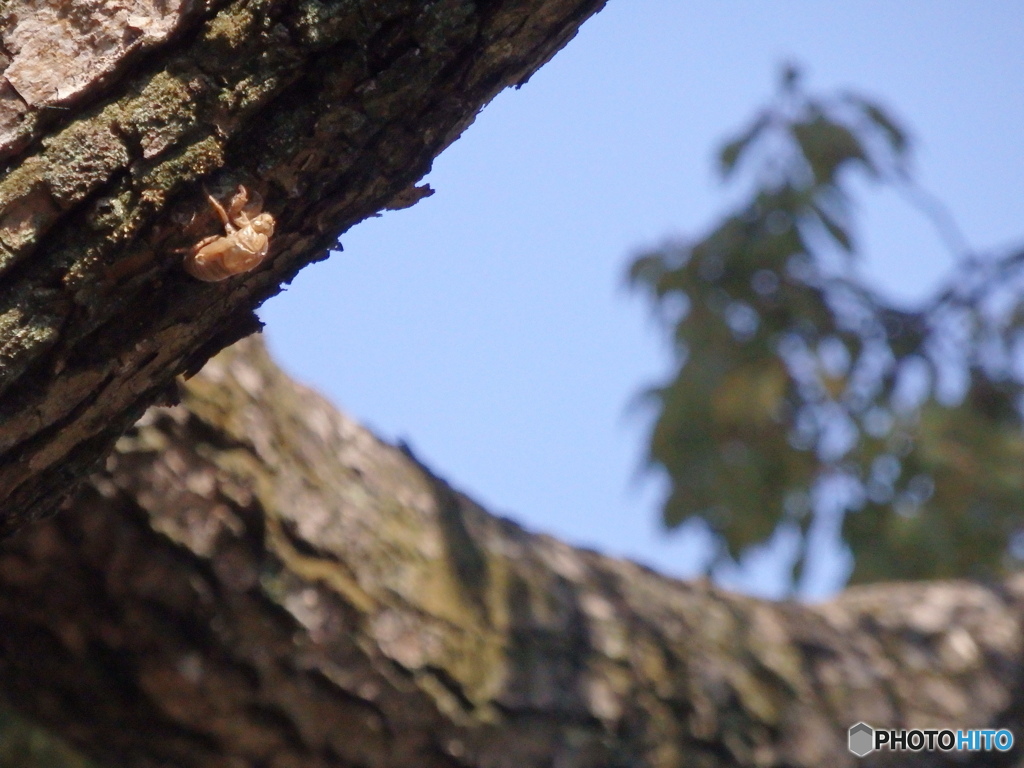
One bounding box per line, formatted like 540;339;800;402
848;722;874;757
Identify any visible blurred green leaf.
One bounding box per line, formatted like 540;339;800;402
632;68;1024;588
847;94;910;156
791;115;872;185
845;384;1024;583
719;112;770;178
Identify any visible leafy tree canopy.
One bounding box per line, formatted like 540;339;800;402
630;66;1024;587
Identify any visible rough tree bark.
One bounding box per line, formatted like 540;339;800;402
2;337;1023;768
5;4;1024;768
0;0;606;535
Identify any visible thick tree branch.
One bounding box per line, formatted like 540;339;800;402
0;0;607;534
1;337;1022;768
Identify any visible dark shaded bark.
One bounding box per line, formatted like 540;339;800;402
0;0;607;535
2;337;1023;768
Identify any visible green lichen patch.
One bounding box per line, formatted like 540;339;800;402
202;4;262;53
223;70;288;116
130;135;226;212
0;294;65;398
41;117;130;209
198;0;280;70
289;0;368;50
116;70;206;160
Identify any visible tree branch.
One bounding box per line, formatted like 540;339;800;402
0;0;607;534
1;337;1021;767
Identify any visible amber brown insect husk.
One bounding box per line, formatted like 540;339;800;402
182;185;275;282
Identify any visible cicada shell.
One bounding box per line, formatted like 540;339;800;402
182;186;275;282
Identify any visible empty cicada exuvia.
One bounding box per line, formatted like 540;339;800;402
182;185;275;282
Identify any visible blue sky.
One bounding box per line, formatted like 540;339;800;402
260;2;1024;597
